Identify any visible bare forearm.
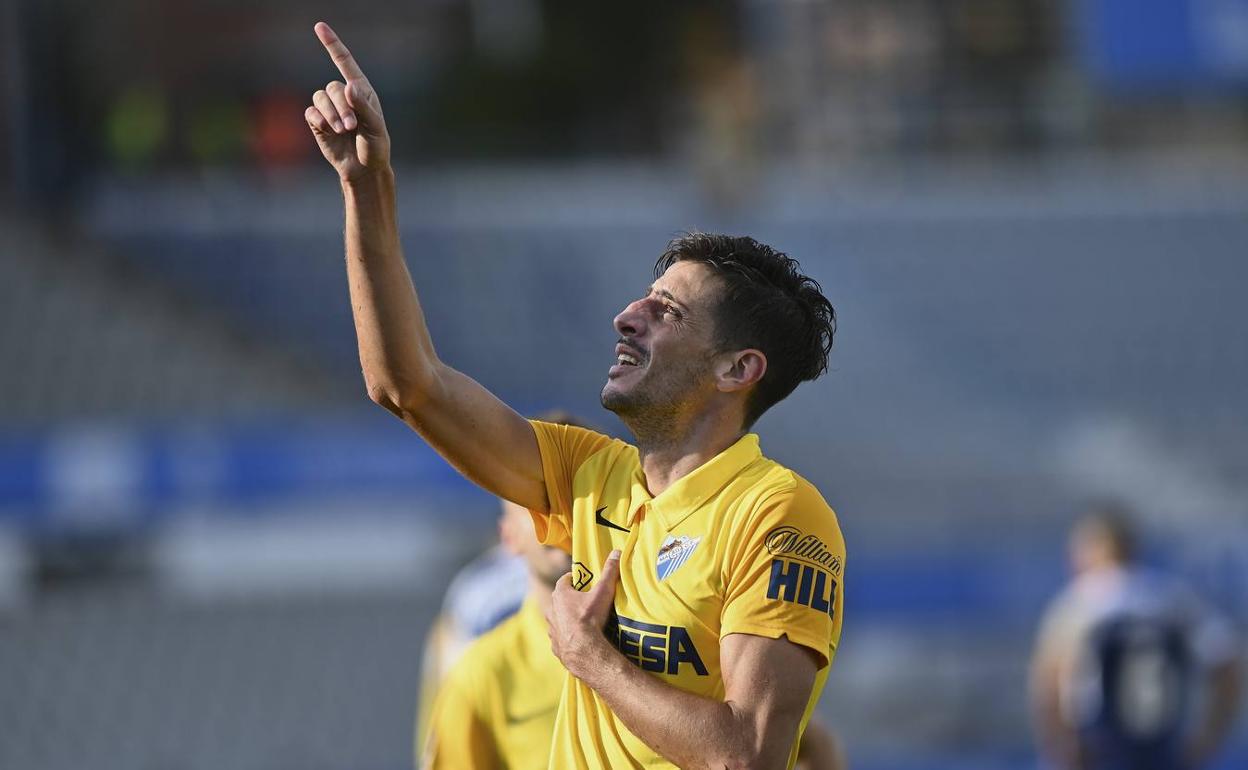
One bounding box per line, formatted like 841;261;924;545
1029;670;1079;769
1033;712;1079;769
341;170;442;409
308;23;547;510
1189;660;1243;766
577;641;779;770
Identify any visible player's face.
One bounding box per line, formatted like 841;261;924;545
500;500;572;586
601;260;723;420
1069;523;1114;576
529;544;573;586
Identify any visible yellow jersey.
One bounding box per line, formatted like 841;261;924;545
422;597;564;770
414;546;528;758
529;420;846;769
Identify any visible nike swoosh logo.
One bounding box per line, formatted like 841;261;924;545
505;704;557;725
594;506;630;533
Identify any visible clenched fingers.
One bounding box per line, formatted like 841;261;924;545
312;89;344;133
304;105;331;135
325;81;356;130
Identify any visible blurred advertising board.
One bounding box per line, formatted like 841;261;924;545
1076;0;1248;90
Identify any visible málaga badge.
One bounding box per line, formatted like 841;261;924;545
655;535;701;581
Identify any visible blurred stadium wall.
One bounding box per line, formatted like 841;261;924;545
2;1;1247;769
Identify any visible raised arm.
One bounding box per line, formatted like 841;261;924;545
305;22;547;512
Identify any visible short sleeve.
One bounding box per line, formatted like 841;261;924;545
1032;590;1083;664
527;419;616;552
422;665;501;770
721;483;845;669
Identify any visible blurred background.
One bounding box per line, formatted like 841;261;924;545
2;0;1247;768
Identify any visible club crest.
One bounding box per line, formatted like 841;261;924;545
656;535;701;581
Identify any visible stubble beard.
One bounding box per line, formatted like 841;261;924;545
534;554;573;587
601;360;707;450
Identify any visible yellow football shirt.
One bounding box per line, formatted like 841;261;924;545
529;420;846;770
423;597;564;770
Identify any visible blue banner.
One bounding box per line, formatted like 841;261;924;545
1077;0;1248;90
0;418;483;534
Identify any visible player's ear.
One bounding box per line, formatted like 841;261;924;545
714;349;766;394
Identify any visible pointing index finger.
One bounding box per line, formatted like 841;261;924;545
315;21;366;82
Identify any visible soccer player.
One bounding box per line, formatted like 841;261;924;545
305;22;845;769
413;411;588;760
412;533;526;755
1029;505;1244;770
422;482;847;770
416;416;849;770
416;479;848;769
422;483;573;769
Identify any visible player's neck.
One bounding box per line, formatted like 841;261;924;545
633;409;745;497
530;574;555;615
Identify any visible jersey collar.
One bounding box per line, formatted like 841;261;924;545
631;433;762;531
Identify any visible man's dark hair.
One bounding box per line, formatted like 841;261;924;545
655;232;836;428
1078;501;1139;564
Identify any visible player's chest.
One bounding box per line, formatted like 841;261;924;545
571;489;735;687
570;496;724;632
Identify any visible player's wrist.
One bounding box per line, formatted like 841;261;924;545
569;630;624;689
340;164;395;193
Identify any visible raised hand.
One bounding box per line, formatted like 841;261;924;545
306;22;390;182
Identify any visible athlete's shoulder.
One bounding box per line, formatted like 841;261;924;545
529;418;636;472
743;457;840;528
762;472;845;558
442;545;528;639
529;419;624;451
589;433;639;467
722;457;845;568
475;608;529;658
777;468;837;511
444;609;526;694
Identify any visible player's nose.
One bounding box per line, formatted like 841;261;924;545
613;299;649;338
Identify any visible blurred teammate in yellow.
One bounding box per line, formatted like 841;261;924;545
413;542;525;751
422;494;571;769
306;22;845;768
414;413;584;767
413;412;590;754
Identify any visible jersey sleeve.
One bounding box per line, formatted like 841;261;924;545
720;482;846;669
422;663;502;770
527;419;616;552
1032;589;1084;664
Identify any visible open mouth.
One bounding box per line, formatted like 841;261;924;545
609;342;646;377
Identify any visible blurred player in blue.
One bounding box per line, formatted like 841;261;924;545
1030;504;1244;770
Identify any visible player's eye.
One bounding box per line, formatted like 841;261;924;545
662;305;682;320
